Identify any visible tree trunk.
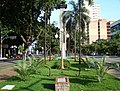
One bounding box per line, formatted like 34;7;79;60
0;37;2;58
23;47;29;60
20;35;30;61
68;36;70;55
74;30;76;61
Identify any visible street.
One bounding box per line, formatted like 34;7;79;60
0;56;120;69
94;56;120;63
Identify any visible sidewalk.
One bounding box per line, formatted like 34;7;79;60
0;66;16;82
107;69;120;79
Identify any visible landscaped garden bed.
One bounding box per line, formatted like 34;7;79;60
0;58;120;91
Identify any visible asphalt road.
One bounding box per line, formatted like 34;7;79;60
0;56;120;69
0;59;19;69
94;56;120;63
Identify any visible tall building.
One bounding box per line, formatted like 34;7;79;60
90;4;101;20
84;0;114;44
89;19;112;44
84;0;101;20
110;19;120;37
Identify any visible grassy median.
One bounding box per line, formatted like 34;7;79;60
0;60;119;91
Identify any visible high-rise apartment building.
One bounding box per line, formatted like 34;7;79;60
84;0;101;20
91;4;101;20
110;19;120;37
89;19;112;44
84;0;112;44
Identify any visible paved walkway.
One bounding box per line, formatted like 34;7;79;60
107;69;120;79
0;58;18;82
0;66;16;82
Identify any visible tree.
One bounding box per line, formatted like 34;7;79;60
0;21;12;58
62;1;78;55
62;1;90;58
62;0;93;76
0;0;63;60
78;0;93;76
109;32;120;55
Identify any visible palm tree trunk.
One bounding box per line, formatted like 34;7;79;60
74;30;76;61
78;0;82;76
68;36;70;55
47;17;51;61
44;11;47;64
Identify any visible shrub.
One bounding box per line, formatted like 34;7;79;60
52;61;61;69
52;60;71;69
27;55;44;74
14;60;31;81
44;65;52;76
85;56;110;83
109;62;120;72
15;55;45;81
52;54;59;59
115;63;120;72
64;60;71;68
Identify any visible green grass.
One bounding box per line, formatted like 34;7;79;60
0;60;120;91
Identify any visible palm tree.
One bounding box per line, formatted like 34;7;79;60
87;0;94;5
62;0;93;75
62;1;90;56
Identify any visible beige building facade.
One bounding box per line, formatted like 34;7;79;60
89;19;111;44
84;0;101;20
84;0;115;44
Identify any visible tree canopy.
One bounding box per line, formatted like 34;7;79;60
0;0;64;59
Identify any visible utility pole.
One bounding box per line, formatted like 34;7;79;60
0;36;8;58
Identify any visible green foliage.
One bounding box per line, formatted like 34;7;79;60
115;63;120;72
112;31;120;40
0;21;11;36
80;57;90;69
15;55;45;81
52;61;61;69
1;60;120;90
83;33;120;56
44;65;52;76
52;60;71;69
64;60;71;68
52;54;59;59
18;45;24;53
62;0;91;53
0;0;63;58
110;62;120;72
14;60;31;81
85;56;110;82
27;55;44;74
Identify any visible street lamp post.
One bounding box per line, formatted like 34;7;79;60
55;1;67;73
55;29;69;71
0;35;8;59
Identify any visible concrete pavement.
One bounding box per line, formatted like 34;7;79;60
107;69;120;79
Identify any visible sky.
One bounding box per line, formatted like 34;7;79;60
50;0;120;27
